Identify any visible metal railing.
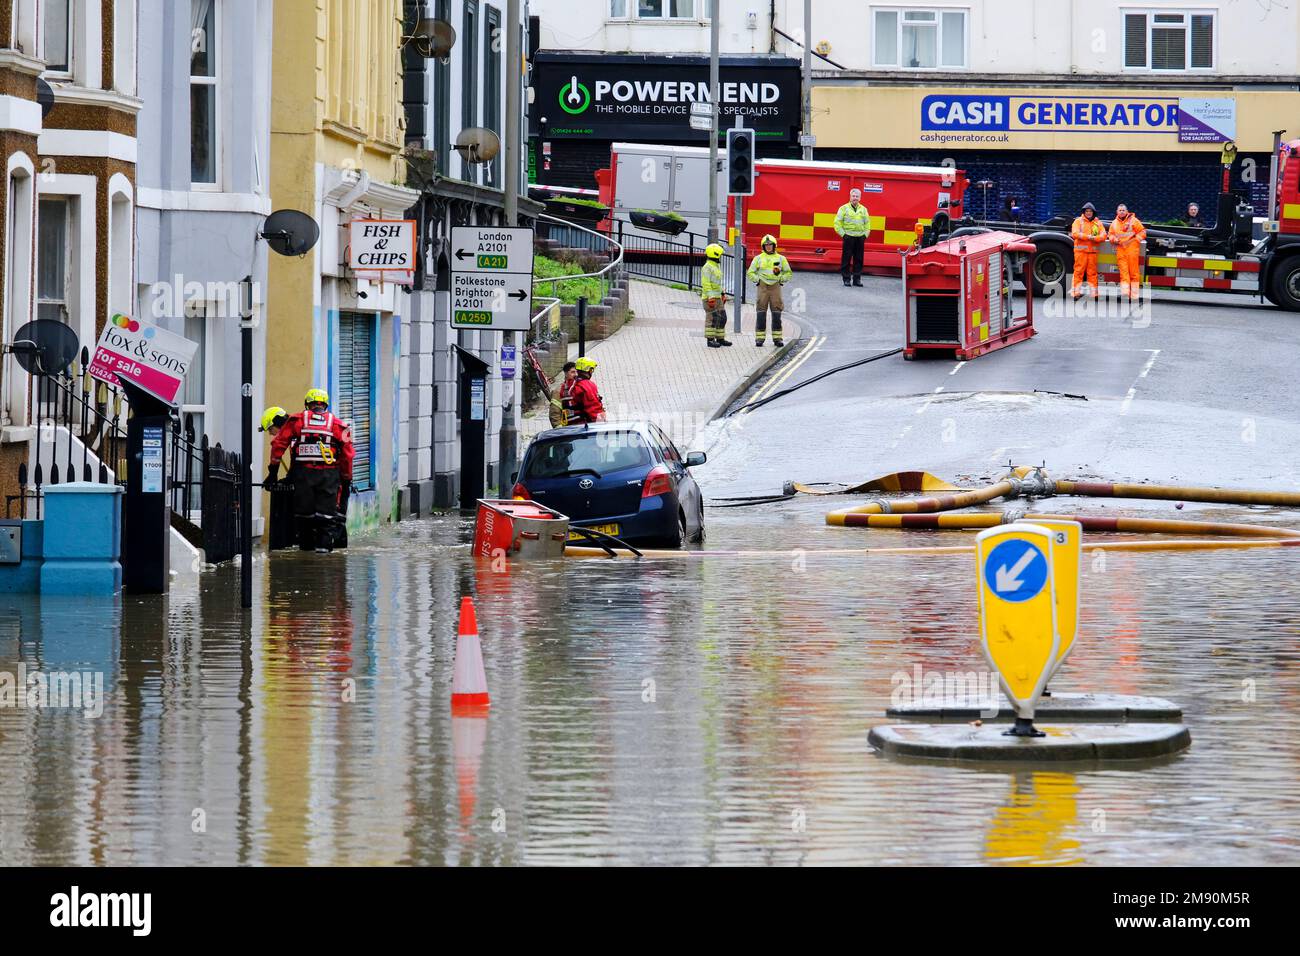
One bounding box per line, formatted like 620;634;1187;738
530;213;625;342
6;349;244;565
611;219;746;303
10;351;129;519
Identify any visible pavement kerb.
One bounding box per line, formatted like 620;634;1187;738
704;320;805;426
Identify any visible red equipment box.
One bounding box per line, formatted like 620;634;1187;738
473;499;569;561
903;231;1037;361
729;158;966;274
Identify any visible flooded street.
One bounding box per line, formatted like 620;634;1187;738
4;496;1299;866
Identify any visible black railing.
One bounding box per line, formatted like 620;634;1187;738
611;220;747;304
200;441;242;565
8;348;245;566
7;351;128;519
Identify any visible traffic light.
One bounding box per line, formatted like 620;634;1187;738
726;128;755;196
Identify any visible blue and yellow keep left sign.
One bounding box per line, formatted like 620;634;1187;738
976;524;1060;717
1026;519;1083;679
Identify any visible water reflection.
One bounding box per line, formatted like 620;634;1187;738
0;505;1298;865
984;772;1083;866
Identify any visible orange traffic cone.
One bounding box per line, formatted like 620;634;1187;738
451;596;490;715
452;714;488;825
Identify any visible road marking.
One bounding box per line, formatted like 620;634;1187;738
744;335;823;410
1119;349;1160;417
949;361;966;376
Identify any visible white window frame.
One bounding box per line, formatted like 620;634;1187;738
190;0;222;190
609;0;707;21
181;300;213;454
41;0;74;77
35;197;73;327
1122;9;1217;73
36;174;96;360
871;6;968;71
3;155;36;431
13;0;40;57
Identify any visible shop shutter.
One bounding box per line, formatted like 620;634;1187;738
1123;14;1147;68
338;312;374;491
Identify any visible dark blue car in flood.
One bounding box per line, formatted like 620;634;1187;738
512;421;707;547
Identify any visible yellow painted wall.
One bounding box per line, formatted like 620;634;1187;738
320;0;405;183
267;0;406;416
813;86;1300;153
267;0;323;418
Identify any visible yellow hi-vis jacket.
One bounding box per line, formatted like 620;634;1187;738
747;250;793;286
834;202;871;238
701;260;726;302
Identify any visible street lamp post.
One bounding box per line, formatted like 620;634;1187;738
239;274;254;610
707;6;720;243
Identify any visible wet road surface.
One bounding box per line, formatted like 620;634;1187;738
2;270;1299;866
2;500;1299;865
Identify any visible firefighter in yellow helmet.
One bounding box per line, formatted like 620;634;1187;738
700;242;732;347
746;233;793;346
259;406;290;437
267;388;356;551
569;356;606;423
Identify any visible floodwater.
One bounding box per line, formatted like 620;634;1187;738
2;495;1300;866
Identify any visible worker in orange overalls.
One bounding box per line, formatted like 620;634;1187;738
1069;202;1105;300
1107;203;1147;301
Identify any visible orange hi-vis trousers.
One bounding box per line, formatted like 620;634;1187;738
1115;242;1143;300
1072;251;1099;297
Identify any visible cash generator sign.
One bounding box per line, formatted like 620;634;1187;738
920;94;1235;142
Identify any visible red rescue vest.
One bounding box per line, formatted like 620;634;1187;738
295;410;342;467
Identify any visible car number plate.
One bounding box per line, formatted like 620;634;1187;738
569;523;620;540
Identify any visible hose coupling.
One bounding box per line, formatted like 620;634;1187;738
869;498;893;514
1001;508;1027;524
782;480;797;496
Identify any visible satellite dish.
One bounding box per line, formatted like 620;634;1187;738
405;18;456;59
261;209;321;257
9;319;80;375
36;78;56;119
454;127;501;165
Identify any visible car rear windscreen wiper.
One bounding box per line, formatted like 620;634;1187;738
555;467;603;479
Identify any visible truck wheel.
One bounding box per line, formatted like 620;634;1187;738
1268;257;1300;311
1031;244;1071;296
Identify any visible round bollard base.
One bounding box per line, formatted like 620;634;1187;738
869;722;1191;763
885;692;1182;722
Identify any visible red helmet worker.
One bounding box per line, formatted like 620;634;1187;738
266;387;356;552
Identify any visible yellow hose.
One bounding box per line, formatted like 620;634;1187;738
564;538;1300;560
1052;479;1300;508
841;512;1300;538
825;476;1022;525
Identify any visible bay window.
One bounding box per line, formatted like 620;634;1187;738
43;0;72;73
191;0;219;185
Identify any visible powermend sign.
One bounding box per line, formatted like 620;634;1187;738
812;86;1297;151
88;313;199;406
450;226;534;332
531;53;800;143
